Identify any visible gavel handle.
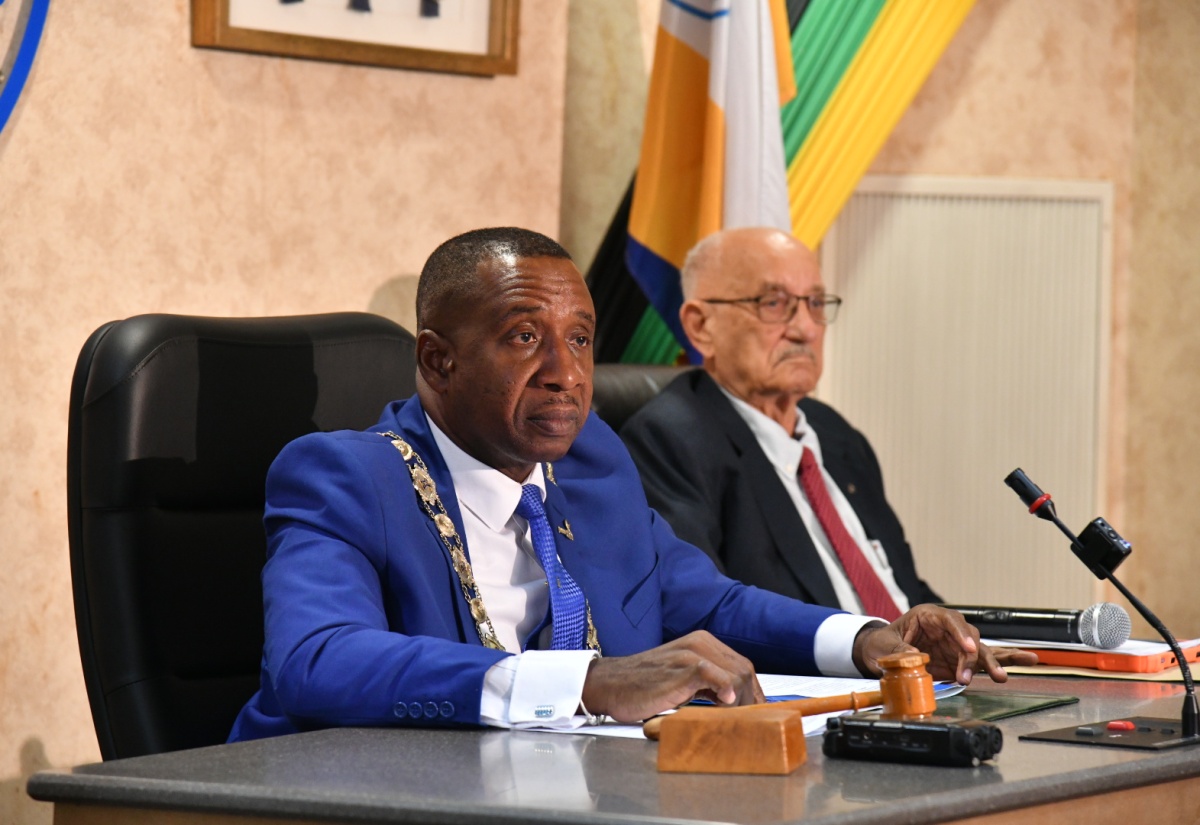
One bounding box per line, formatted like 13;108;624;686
769;689;883;716
642;689;883;740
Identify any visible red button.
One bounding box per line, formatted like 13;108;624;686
1106;720;1136;731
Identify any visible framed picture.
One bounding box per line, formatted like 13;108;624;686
192;0;519;77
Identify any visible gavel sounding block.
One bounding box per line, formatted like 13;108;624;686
656;706;807;775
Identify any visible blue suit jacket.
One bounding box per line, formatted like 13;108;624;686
229;395;842;741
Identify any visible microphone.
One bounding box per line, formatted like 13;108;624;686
1004;469;1131;578
1004;468;1199;747
941;603;1132;649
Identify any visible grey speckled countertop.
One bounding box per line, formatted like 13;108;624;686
27;676;1200;825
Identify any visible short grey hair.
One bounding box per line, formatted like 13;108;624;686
679;231;727;300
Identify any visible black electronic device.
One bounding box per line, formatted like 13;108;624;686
823;713;1002;767
1004;468;1200;749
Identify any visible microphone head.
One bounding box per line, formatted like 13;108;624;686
1004;468;1057;520
1079;602;1132;649
1004;468;1043;507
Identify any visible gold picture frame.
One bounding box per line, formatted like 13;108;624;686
192;0;519;77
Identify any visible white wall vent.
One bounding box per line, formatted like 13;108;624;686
819;175;1111;609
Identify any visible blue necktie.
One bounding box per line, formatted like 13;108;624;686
516;484;586;650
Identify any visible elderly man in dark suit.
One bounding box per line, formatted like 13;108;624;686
622;227;940;619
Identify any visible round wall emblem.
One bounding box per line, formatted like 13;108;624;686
0;0;50;136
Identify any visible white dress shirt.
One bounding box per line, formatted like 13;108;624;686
719;388;911;615
427;414;874;729
427;418;596;729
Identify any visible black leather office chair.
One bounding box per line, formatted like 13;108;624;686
67;313;416;760
590;363;688;433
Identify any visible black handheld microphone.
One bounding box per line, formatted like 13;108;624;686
1004;468;1199;747
942;603;1132;649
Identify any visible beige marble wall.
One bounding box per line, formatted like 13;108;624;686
1125;1;1200;634
0;2;567;822
558;0;651;271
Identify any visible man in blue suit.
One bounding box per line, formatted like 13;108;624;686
229;227;1030;742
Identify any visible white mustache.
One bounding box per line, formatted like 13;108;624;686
775;344;816;363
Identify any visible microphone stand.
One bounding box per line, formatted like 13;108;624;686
1006;469;1200;749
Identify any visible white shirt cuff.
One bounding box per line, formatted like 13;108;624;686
479;650;599;729
814;613;882;677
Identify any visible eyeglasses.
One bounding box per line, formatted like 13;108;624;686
699;291;842;325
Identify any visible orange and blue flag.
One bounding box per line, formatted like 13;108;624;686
598;0;975;364
626;0;795;362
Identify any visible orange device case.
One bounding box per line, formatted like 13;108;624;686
1022;643;1200;673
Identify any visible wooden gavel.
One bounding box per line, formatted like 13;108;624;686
646;651;938;775
643;687;885;740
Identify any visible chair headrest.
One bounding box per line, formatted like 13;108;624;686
590;363;689;432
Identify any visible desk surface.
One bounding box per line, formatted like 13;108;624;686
27;676;1200;825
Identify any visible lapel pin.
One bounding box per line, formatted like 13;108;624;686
557;520;574;541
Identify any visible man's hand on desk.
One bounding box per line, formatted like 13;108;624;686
580;609;1042;724
580;630;765;723
853;604;1040;685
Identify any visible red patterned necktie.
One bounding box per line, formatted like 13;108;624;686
797;447;901;621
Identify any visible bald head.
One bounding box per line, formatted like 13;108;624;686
681;227;817;301
678;227;827;431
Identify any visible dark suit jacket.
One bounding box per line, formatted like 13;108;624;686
229;393;844;742
620;370;940;610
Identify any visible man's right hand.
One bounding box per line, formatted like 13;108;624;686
580;631;765;723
